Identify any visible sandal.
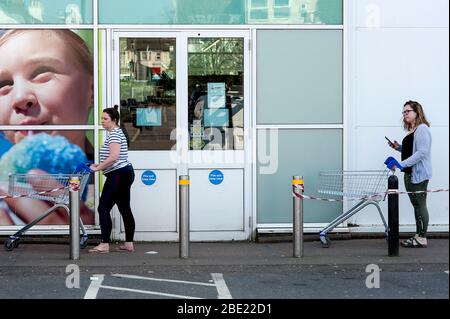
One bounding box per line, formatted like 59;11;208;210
116;244;134;252
401;237;427;248
89;245;109;253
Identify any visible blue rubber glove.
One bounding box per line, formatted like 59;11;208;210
384;156;404;170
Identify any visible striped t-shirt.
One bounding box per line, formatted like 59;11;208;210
100;127;130;174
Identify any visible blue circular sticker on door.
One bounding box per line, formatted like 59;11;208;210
209;170;224;185
141;170;156;186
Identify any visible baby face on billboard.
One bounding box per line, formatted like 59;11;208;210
0;30;93;146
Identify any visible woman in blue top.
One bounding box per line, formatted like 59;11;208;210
89;106;135;253
388;101;432;248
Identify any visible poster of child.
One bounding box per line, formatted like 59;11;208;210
0;29;95;226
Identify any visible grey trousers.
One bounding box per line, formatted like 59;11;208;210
404;173;429;237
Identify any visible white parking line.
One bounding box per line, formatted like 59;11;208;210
112;273;216;287
84;274;105;299
84;273;232;299
100;285;203;299
211;273;232;299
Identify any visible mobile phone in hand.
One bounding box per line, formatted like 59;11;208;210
385;136;393;144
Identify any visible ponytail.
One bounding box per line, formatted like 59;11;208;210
112;105;130;147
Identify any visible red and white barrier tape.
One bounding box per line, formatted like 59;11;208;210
293;185;449;202
0;186;68;200
386;189;449;195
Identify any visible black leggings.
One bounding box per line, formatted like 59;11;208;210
98;165;135;243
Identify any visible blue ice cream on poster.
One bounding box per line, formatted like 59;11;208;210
0;132;13;159
0;133;87;180
0;133;89;225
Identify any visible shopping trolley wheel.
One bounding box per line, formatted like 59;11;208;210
320;235;330;248
13;238;20;248
80;236;88;249
4;238;16;251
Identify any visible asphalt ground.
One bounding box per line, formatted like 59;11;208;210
0;238;448;307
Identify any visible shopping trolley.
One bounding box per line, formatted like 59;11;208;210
4;163;93;251
317;169;392;248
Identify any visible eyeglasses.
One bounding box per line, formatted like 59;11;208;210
402;109;414;115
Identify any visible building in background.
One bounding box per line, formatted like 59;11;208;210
0;0;448;242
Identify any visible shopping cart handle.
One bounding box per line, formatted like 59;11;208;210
75;162;94;173
384;156;404;170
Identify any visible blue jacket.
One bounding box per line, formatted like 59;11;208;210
396;123;432;184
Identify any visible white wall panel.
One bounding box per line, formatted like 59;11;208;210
126;169;177;232
349;0;449;230
190;169;244;231
355;0;449;28
351;127;449;227
355;28;449;127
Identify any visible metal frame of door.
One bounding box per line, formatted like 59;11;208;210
111;30;251;241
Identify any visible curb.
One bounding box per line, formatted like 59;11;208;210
255;232;449;243
2;232;447;245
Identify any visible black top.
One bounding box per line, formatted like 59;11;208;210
401;131;415;174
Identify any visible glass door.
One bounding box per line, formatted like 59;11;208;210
112;31;251;241
185;31;251;241
187;36;245;151
114;32;180;163
113;32;182;241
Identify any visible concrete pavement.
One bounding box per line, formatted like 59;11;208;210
0;238;448;301
1;237;448;268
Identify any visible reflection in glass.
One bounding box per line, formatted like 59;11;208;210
0;0;93;24
98;0;341;25
119;38;176;151
188;38;244;150
248;0;342;24
99;0;245;25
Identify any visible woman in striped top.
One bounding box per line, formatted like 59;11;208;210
89;106;135;253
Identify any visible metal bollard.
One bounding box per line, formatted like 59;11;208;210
388;174;399;257
293;176;304;258
69;176;80;260
179;175;190;259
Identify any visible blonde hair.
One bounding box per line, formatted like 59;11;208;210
0;29;92;74
403;100;430;131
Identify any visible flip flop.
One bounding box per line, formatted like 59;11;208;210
116;245;134;252
88;246;109;253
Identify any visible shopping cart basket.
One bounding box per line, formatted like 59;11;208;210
317;169;392;248
4;163;93;251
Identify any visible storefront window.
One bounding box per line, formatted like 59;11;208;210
119;37;176;151
188;37;244;151
98;0;342;25
0;0;93;24
257;30;342;124
257;129;343;223
248;0;343;24
99;0;245;25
